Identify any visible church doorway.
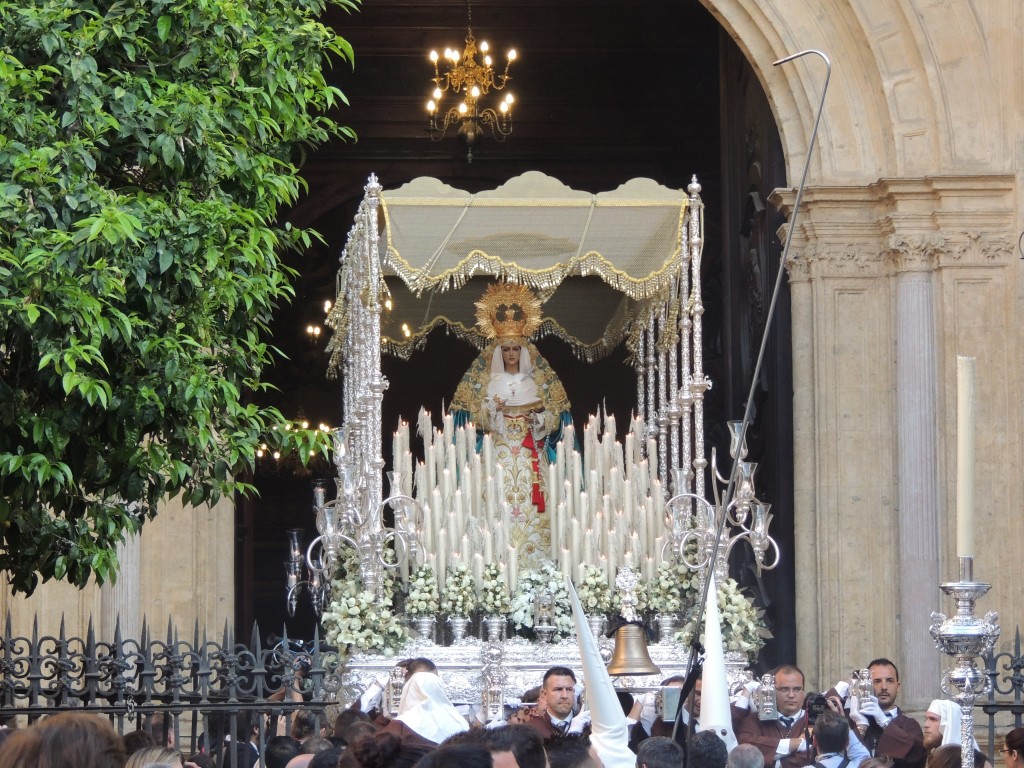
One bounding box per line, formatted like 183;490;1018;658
236;3;794;673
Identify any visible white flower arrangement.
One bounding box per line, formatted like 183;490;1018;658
675;576;772;662
479;563;511;616
321;549;407;658
441;563;478;616
510;563;575;639
405;563;440;617
648;560;699;614
575;565;612;615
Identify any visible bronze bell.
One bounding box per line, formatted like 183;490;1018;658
606;623;661;676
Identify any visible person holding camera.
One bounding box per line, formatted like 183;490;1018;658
848;659;925;768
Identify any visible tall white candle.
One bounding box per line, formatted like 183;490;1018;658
484;530;494;564
956;355;976;558
454;490;465;539
508;547;519;593
570;518;582;567
437;528;448;587
483;434;494;477
473;552;485;592
422;502;434;561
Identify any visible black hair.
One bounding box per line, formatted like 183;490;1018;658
636;735;686;768
263;736;302;768
545;735;595;768
689;730;728;768
867;658;900;681
543;666;577;685
813;710;849;754
478;724;547;768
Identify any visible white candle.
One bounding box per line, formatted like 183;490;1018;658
956;355;976;558
473;552;484;592
644;556;657;582
443;411;454;446
585;528;597;565
483;434;494;477
570;519;582;567
508;547;519;593
454;490;465;538
437;528;448;589
629;531;641;564
472;455;483;520
484;530;494;564
425;444;436;495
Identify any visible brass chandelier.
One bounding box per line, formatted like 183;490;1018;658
426;0;517;161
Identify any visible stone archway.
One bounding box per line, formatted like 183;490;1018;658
698;0;1022;710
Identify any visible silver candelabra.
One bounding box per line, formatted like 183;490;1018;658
285;427;423;616
929;556;1000;768
668;420;780;586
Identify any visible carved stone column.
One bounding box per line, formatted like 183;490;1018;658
890;236;943;708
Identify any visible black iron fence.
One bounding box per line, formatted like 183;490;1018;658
982;627;1024;762
4;614;1022;765
0;616;347;767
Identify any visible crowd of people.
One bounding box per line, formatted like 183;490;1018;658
0;656;1019;768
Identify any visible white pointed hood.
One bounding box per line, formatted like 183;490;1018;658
566;577;636;768
699;574;737;751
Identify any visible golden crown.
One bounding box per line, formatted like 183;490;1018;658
475;282;543;340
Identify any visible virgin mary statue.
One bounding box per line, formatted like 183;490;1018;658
451;283;572;564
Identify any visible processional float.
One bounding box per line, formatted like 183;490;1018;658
297;170;778;712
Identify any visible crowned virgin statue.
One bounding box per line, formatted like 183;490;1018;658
451;283;572;566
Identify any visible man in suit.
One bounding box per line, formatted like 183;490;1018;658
850;658;926;768
735;665;813;768
525;666;578;744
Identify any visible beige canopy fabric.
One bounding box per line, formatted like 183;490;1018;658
372;171;696;360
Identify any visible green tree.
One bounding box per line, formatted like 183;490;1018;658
0;0;357;594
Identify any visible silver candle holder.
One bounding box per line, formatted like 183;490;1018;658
929;556;1000;768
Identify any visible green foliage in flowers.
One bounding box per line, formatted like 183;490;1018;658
321;578;406;659
648;560;700;613
575;564;612;615
0;0;358;593
441;563;477;616
405;564;440;617
479;563;511;616
511;564;574;639
677;576;772;662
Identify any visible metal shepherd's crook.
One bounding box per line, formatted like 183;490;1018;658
673;48;831;742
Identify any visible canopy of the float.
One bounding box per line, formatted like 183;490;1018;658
377;171;692;361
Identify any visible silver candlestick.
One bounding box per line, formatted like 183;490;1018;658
929;556;1000;768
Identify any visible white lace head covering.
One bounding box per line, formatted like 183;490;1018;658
927;699;980;750
395;672;469;744
489;338;533;376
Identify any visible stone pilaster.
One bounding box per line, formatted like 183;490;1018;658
889;238;943;708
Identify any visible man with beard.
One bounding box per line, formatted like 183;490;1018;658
849;659;925;768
